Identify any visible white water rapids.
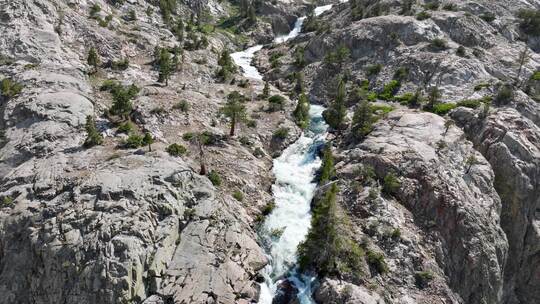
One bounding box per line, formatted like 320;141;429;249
231;4;335;303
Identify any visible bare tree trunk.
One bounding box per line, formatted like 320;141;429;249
230;115;236;137
197;138;207;175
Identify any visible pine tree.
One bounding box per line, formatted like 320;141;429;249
158;49;173;86
110;84;140;120
220;91;247;136
319;145;334;184
261;81;270;99
351;99;373;140
84;115;103;147
217;49;237;81
142;132;154;151
87;47;100;72
293;93;310;129
322;78;347;130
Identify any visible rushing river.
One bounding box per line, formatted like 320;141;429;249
231;4;335;303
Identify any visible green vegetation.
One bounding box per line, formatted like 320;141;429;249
87;47;100;72
298;183;365;281
220;91;247;136
319;145;334;184
365;64;382;77
173;100;190;112
207;170;222;186
232;190;244;201
142;132;154;151
110;58;129;70
117;121;135;134
351;100;374;141
456;96;492;109
217;49;237;81
415;271;435;289
0;78;22;99
393;67;409;82
159;0;178;24
323;78;347;130
293;93;310;129
494;83;514;104
1;196;14;208
456;45;466;57
517;9;540;36
272;127;289;140
382;172;401;196
480;12;496;22
157;48;174;85
166;143;187;156
269;52;283;69
416;11;431;21
84;115;103;147
379;80;401;100
261;201;276;216
105;82;140;120
294;47;306;68
268;95;286;112
366;249;389;274
432;103;457;115
125;133;144;148
465;154;479;174
430;38;448;50
324;45;350;66
261;81;270;99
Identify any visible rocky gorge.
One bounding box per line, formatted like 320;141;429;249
0;0;539;304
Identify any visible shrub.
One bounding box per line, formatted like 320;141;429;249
207;170;222;186
351;100;374;140
393;67;409;81
268;95;286;112
111;58;129;70
117;121;134;134
424;2;439;10
216;49;237;81
124;134;144;148
109;83;140;119
432;103;457;115
382;172;401;195
365;64;382;76
366;250;389;274
173;100;189;112
494;84;514;104
0;78;23;99
324;45;350;66
379;80;401;100
457;97;491;109
456;45;466;57
430;38;448;50
89;3;101;19
182;132;195;141
415;271;434;289
416;11;431;21
166;143;187;156
480;12;496;23
232;190;244;201
293;93;310;129
323;78;347;129
261;201;276;216
1;196;14;208
239;136;253;147
272;127;289;140
531;71;540;81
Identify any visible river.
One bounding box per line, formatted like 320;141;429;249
231;4;335;303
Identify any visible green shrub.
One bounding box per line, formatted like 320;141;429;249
423;2;439;10
382;172;401;195
261;201;276;216
531;71;540;81
366;250;389;274
124;134;144;148
480;12;496;22
268;95;286;112
293;93;310;129
173;100;189;112
457;97;492;109
366;64;382;76
432;103;457;115
324;45;350;65
1;196;14;207
415;271;434;289
89;3;101;19
239;136;253;147
494;84;514;104
182;132;195;141
456;45;466;57
474;83;490;91
319;145;334;184
430;38;448;50
232;190;244;201
207;170;222;186
117;121;135;134
111;58;130;70
393;67;409;81
0;78;23;99
379;80;401;100
166;143;187;156
416;11;431;20
272;127;289;140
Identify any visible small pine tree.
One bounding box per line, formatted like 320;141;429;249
322;78;347;130
87;47;100;72
351;99;373;140
261;81;270;99
158;49;173;86
425;86;441;110
142;132;154;151
109;84;140;120
217;49;237;81
220;91;247;136
84;115;103;147
319;145;334;184
293;93;310;129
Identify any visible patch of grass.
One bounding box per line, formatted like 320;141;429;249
416;11;431;21
382;172;401;196
232;190;244;201
272;127;289;140
415;271;435;289
430;38;448;50
432;103;457;115
366;250;389;274
366;64;383;77
378;80;401;100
